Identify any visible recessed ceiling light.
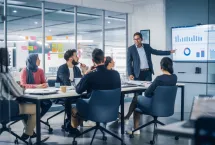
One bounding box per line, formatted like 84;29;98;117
107;21;111;24
34;22;38;24
49;29;52;32
13;10;17;13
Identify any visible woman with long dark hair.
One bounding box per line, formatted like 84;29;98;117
125;57;177;135
0;48;37;140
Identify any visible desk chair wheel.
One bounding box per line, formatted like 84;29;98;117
72;140;77;145
129;134;134;138
102;136;107;141
175;136;179;140
150;140;155;145
48;128;53;134
14;138;19;144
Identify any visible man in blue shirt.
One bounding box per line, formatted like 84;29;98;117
127;32;176;81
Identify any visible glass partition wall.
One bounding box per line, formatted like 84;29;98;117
1;0;128;77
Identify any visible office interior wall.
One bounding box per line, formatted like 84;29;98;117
128;0;167;78
166;0;215;112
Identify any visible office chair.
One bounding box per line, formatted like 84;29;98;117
129;86;178;145
41;79;66;133
0;100;29;145
195;117;215;145
72;88;126;145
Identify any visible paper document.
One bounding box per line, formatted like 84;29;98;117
126;81;152;87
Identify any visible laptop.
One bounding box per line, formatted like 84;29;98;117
182;96;215;128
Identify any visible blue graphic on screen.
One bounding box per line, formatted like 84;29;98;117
184;48;191;56
210;49;215;59
196;51;205;58
175;35;203;42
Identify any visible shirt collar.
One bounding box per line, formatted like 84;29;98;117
135;44;143;48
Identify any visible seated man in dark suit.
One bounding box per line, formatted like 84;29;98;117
69;48;121;135
56;49;88;132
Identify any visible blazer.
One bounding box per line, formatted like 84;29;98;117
56;63;82;86
127;44;171;78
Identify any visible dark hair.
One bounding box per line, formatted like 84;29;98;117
64;49;77;61
0;48;9;73
92;48;104;64
104;56;112;67
160;57;173;74
133;32;143;39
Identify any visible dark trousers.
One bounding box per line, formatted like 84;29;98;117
40;100;52;118
135;70;152;81
135;70;152;95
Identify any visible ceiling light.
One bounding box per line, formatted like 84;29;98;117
34;21;38;24
107;21;111;24
13;10;17;13
49;29;52;32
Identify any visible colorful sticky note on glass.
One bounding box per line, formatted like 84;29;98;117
25;36;29;40
30;36;36;40
28;46;33;51
33;46;37;50
52;43;57;48
58;43;63;52
46;36;52;40
48;57;51;60
21;46;27;50
52;48;58;53
58;54;64;59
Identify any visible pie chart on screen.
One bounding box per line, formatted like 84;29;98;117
184;47;191;56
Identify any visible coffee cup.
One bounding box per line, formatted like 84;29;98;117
60;86;67;93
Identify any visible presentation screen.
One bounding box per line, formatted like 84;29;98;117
172;25;215;62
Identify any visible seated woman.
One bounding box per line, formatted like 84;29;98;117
125;57;177;135
0;48;37;140
104;56;115;70
20;54;52;118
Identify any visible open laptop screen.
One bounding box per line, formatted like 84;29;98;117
190;97;215;120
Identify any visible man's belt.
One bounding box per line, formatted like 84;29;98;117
140;68;149;71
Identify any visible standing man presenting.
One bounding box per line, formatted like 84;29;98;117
127;32;176;81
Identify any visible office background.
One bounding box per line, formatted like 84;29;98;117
1;0;215;113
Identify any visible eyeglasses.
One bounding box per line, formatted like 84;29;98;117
133;38;141;41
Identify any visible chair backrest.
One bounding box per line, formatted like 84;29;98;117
87;88;121;123
47;79;56;87
195;117;215;145
150;86;178;117
0;100;28;123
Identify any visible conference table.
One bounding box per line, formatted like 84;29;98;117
21;83;185;144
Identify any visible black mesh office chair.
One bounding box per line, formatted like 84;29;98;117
0;100;29;144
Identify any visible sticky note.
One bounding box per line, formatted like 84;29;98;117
21;46;27;50
33;46;37;50
52;48;57;52
58;54;64;58
46;36;52;40
30;36;36;40
58;43;63;52
52;43;57;48
28;46;33;51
